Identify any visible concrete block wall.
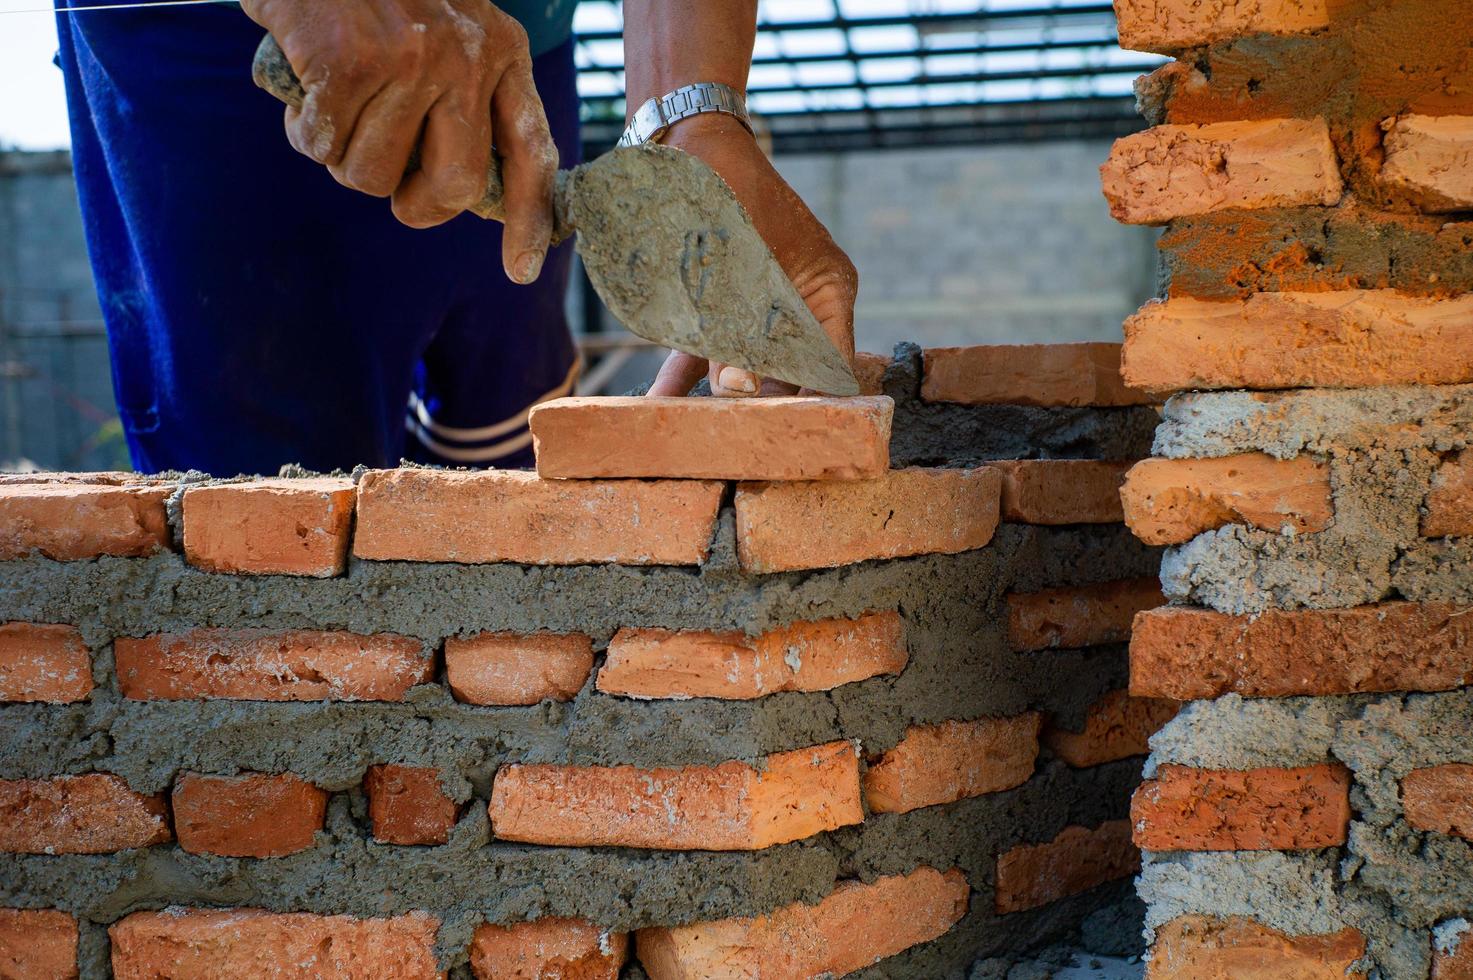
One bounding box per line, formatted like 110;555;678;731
1102;1;1473;976
0;344;1166;978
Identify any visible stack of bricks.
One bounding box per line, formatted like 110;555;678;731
0;343;1168;977
1103;1;1473;976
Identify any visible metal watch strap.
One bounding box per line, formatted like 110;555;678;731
617;82;752;148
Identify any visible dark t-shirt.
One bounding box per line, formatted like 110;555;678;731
490;0;579;57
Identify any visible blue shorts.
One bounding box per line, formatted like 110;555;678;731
55;4;581;473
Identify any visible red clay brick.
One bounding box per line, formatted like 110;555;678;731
0;484;171;561
994;820;1140;913
489;741;863;850
992;460;1131;525
0;774;170;854
636;867;968;979
864;714;1041;815
1130;602;1473;699
1425;450;1473;537
1132;763;1352;852
598;611;907;701
173;772;326;858
734;466;1001;573
354;469;723;566
0;909;78;979
1121;291;1473;395
0;623;91;703
109;909;442;979
0;471;144;486
1102;119;1342;225
853;351;889;396
1383;115;1473;213
114;628;431;702
1401;764;1473;840
182;478;355;577
1043;690;1180;769
1114;0;1331;53
365;765;459;846
1147;916;1367;980
469;918;627;979
444;632;593;706
1006;578;1164;652
921;343;1152;407
1121;454;1333;546
530;395;893;481
1436;921;1473;980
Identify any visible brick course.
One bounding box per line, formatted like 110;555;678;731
921;343;1151;407
1132;764;1352;852
993;820;1139;914
0;483;171;561
469;918;626;979
1043;690;1179;769
993;459;1131;525
445;632;593;705
1006;578;1164;652
0;622;91;703
182;478;355;577
1113;0;1331;53
0;774;170;854
1401;764;1473;840
1146;916;1367;980
1120;454;1333;545
0;908;78;979
365;765;459;846
1382;115;1473;212
172;772;327;858
864;714;1041;815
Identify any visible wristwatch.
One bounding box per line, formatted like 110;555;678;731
617;81;753;148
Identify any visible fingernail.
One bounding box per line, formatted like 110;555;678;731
514;251;544;284
717;367;758;393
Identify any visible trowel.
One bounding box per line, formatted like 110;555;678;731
251;36;860;396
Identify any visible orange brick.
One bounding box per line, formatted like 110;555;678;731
733;466;1001;573
1122;291;1473;395
469;918;627;979
636;867;968;979
444;632;593;706
1132;764;1351;852
1006;578;1164;652
597;612;907;701
1147;916;1367;980
1402;764;1473;840
114;628;431;702
1121;454;1333;546
1043;690;1180;769
173;772;326;858
920;343;1152;408
365;765;459;846
1436;921;1473;980
1130;602;1473;699
1102;119;1342;226
0;623;91;703
1383;115;1473;213
489;741;863;850
864;714;1041;815
0;484;171;561
1425;450;1473;537
0;471;144;486
109;909;442;979
0;774;170;854
994;820;1140;914
530;395;892;481
1114;0;1331;53
354;469;723;566
993;460;1131;525
182;478;355;576
853;351;889;396
0;909;78;979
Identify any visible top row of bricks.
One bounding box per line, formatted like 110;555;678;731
1113;0;1332;53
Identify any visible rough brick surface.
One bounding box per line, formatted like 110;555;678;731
1401;764;1473;840
365;765;459;846
115;628;431;702
1102;119;1342;225
489;741;863;850
992;459;1131;525
173;773;327;858
530;395;893;481
0;622;91;703
445;632;593;706
0;484;171;561
182;478;355;577
921;343;1152;407
863;714;1041;815
1437;926;1473;980
109;909;442;979
597;611;907;700
469;918;627;979
853;351;889;396
0;774;170;854
0;908;78;979
1043;690;1179;768
1006;577;1164;652
994;820;1140;913
1131;602;1473;699
1121;454;1333;546
1114;0;1331;53
636;867;969;979
1146;916;1367;980
1132;764;1352;852
355;469;723;566
733;466;1001;573
1424;449;1473;538
1383;115;1473;212
1122;291;1473;394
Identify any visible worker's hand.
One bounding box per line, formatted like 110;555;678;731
240;0;557;283
646;115;858;397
